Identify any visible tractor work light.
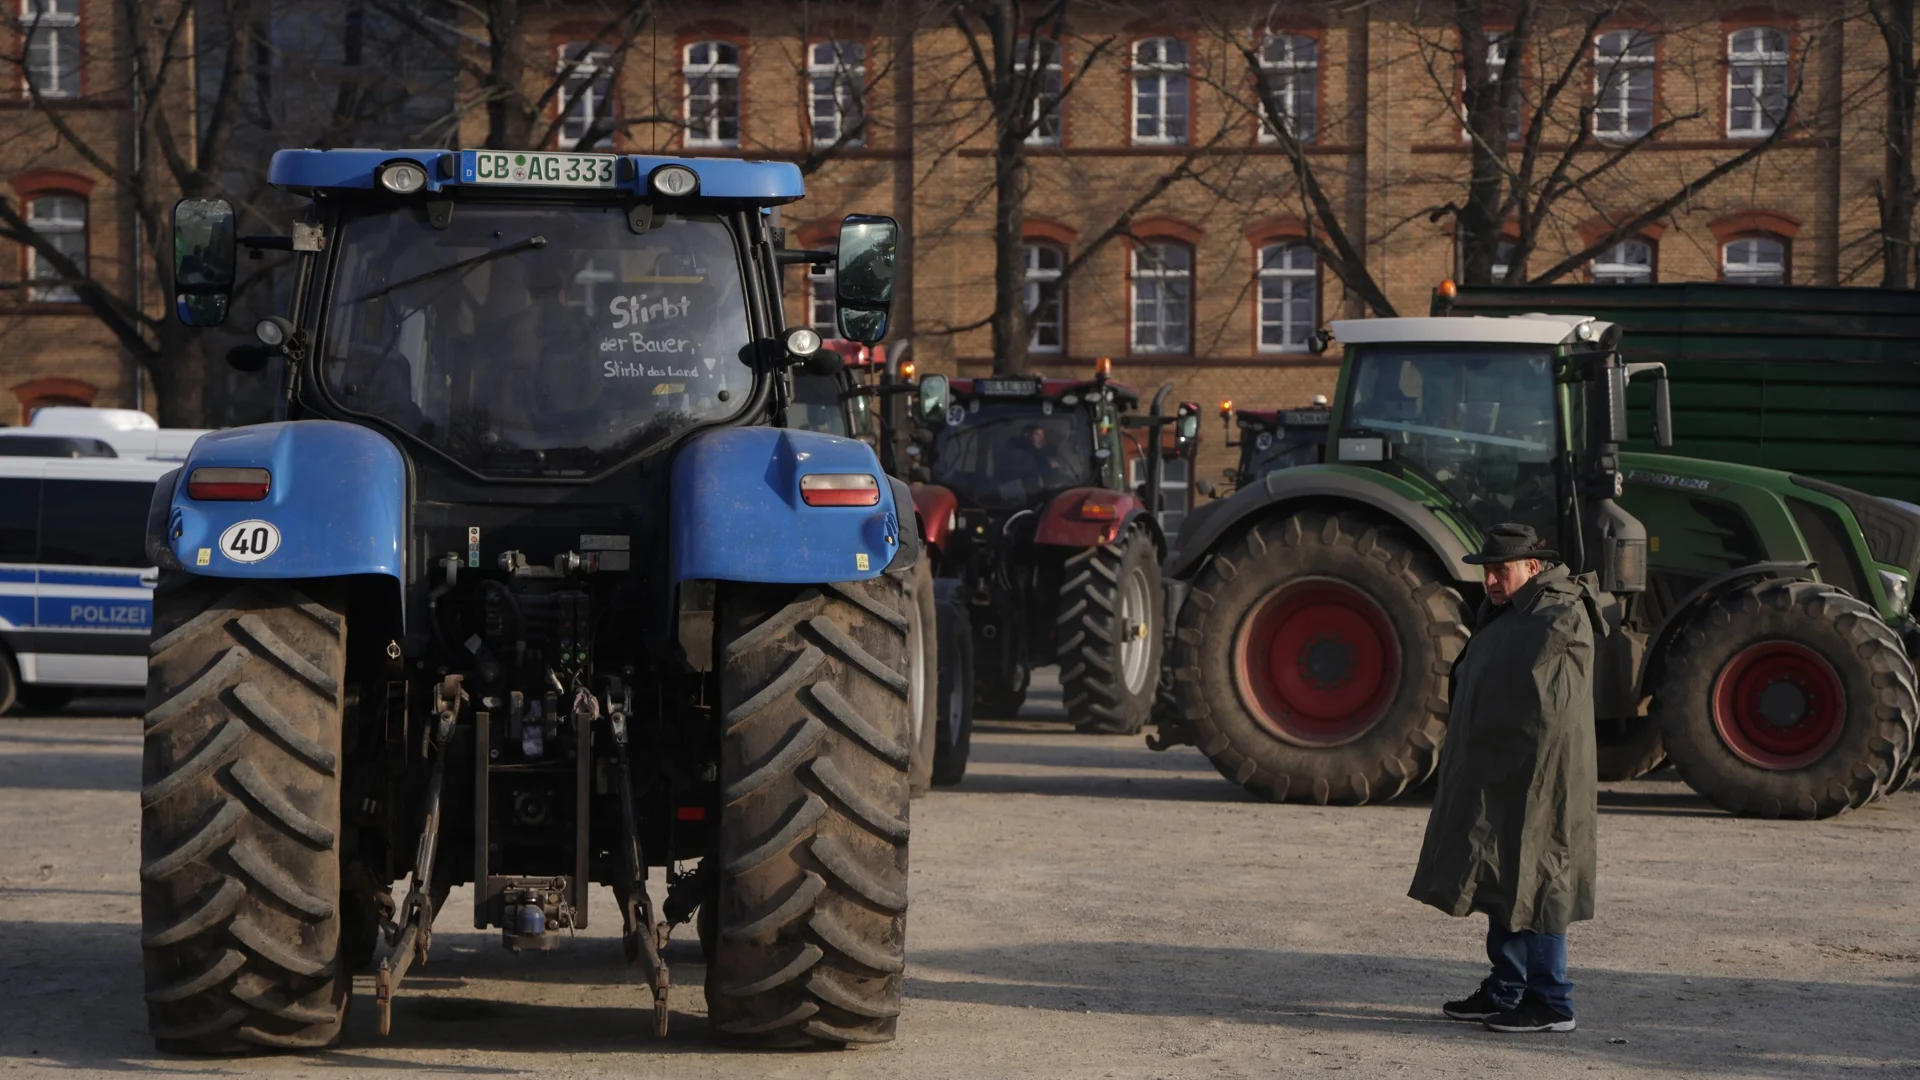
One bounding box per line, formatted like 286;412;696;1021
799;473;880;507
188;466;271;501
785;327;822;357
899;359;917;381
378;162;428;194
254;317;291;347
651;165;699;197
1219;398;1233;416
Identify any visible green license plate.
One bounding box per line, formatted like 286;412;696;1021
459;150;618;188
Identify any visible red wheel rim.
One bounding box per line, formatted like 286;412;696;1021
1235;579;1399;747
1710;641;1845;770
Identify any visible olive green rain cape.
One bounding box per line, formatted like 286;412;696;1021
1408;564;1605;934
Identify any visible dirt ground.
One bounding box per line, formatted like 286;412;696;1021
2;678;1917;1079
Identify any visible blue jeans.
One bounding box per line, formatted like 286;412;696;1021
1484;921;1572;1015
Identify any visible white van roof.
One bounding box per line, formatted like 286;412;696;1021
18;407;210;462
0;453;178;483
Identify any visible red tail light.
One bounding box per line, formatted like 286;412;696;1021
1078;497;1120;521
800;473;880;507
187;467;271;501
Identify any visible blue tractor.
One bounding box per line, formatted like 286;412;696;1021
141;150;916;1051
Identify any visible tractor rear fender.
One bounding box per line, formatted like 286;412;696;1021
1633;560;1816;694
672;426;907;583
1165;468;1477;583
151;420;407;583
911;482;958;555
1033;487;1162;553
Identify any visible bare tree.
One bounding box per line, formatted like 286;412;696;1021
1868;0;1918;287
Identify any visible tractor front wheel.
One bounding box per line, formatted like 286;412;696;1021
1174;509;1469;804
708;574;912;1047
1058;527;1163;734
1651;579;1917;818
907;558;938;797
932;578;974;786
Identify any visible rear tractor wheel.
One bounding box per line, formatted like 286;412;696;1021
1650;579;1917;818
708;573;913;1048
931;578;974;786
140;577;348;1052
1174;509;1469;805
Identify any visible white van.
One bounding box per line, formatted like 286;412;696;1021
4;406;209;462
0;453;174;711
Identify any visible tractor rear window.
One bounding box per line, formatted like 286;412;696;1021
930;400;1096;508
319;203;755;476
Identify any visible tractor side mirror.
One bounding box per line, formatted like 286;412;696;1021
835;214;899;344
918;373;950;425
1175;400;1201;458
1624;362;1673;450
172;198;237;327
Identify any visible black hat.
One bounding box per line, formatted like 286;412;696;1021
1463;522;1559;565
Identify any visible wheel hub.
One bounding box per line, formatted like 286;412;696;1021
1711;640;1845;770
1236;579;1399;747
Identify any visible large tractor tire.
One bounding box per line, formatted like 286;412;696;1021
907;559;938;798
1595;714;1666;782
1059;527;1164;735
1174;509;1469;805
932;578;974;786
709;574;912;1048
140;577;348;1053
1650;579;1917;819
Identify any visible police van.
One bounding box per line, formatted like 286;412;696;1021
0;453;176;712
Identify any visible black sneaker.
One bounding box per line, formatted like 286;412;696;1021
1483;996;1575;1033
1441;988;1506;1021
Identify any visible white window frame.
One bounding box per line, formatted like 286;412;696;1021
1130;241;1191;354
25;192;86;303
1129;454;1191;535
1592;29;1655;141
1131;37;1189;146
683;40;740;148
1257;242;1317;354
1016;37;1063;146
556;43;614;150
1722;236;1785;285
809;40;867;148
1591;238;1654;284
1256;33;1317;143
1727;27;1788;138
808;262;841;339
21;0;80;99
1023;242;1065;353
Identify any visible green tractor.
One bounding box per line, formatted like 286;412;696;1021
1152;312;1919;818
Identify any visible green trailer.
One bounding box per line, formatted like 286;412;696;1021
1443;283;1920;503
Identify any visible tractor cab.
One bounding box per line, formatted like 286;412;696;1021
1218;396;1331;492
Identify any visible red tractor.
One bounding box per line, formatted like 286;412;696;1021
909;362;1199;734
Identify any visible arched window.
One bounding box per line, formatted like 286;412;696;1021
1257;33;1317;142
556;42;614;150
1131;37;1189;145
1023;242;1065;353
24;193;86;302
1257;243;1316;353
1591;238;1654;284
1723;235;1786;284
1593;29;1655;139
22;0;79;97
684;41;740;147
1017;37;1063;145
1131;241;1191;354
809;40;867;146
1728;27;1787;137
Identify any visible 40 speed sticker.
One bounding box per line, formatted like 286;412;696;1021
219;519;282;564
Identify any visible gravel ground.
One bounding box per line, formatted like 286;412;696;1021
1;679;1917;1079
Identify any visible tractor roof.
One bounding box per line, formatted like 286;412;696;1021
951;377;1140;408
267;149;805;204
1332;313;1612;346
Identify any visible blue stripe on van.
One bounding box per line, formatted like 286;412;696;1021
0;594;32;628
37;567;150;588
0;566;34;584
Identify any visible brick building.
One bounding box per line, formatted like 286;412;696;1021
0;0;1905;490
0;0;151;425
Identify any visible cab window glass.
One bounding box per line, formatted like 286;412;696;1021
789;374;849;436
40;480;151;567
0;478;39;561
